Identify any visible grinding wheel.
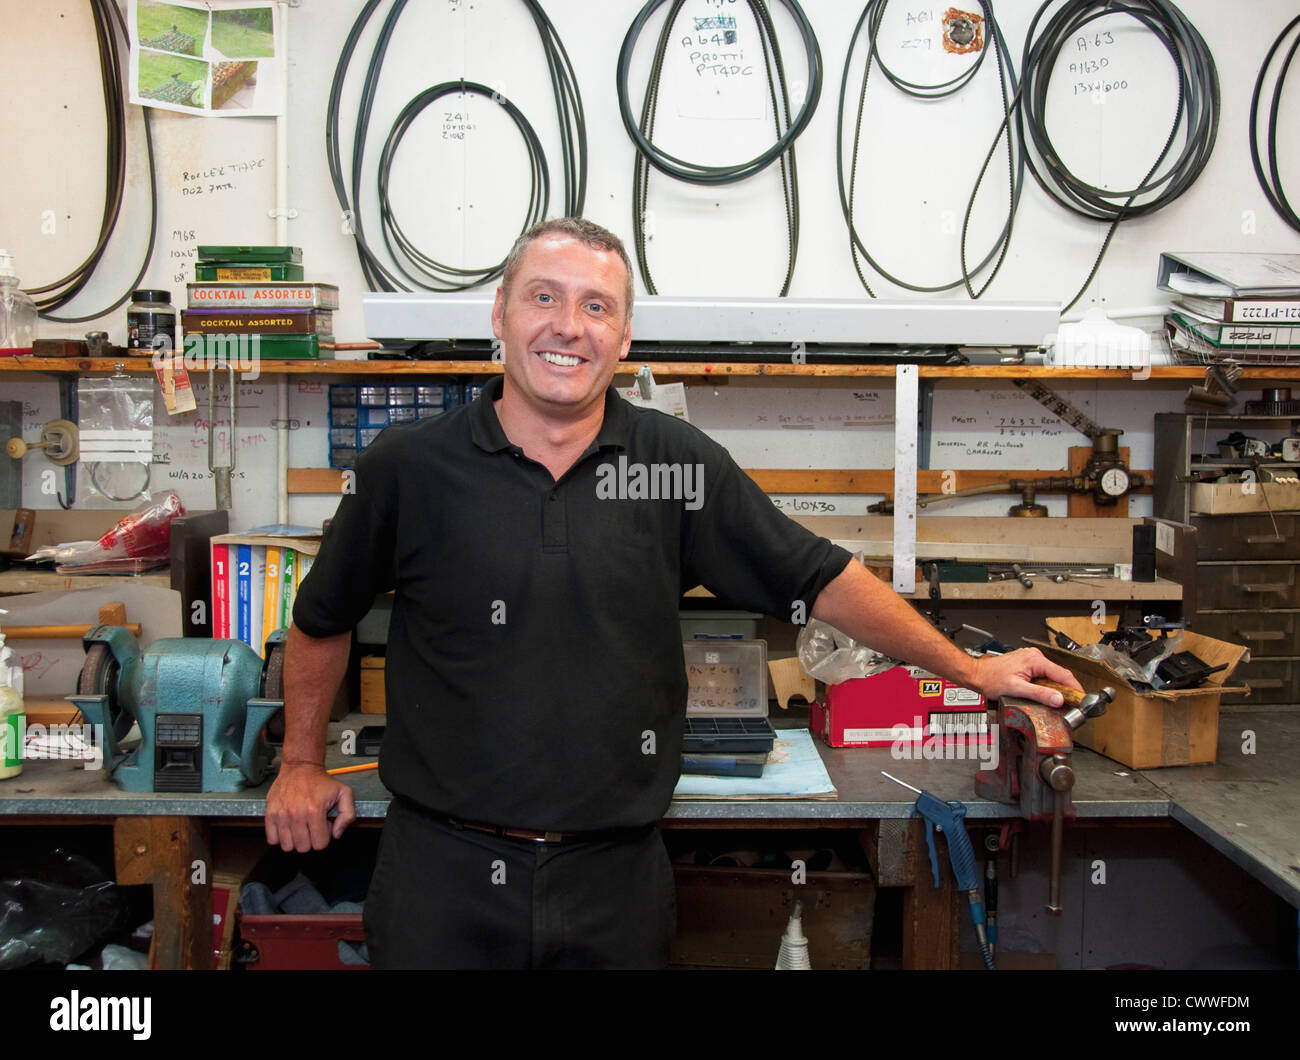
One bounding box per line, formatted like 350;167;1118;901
261;638;286;743
77;642;132;743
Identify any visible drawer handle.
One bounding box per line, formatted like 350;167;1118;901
1238;630;1284;641
1245;679;1284;689
1243;584;1291;594
1244;536;1286;545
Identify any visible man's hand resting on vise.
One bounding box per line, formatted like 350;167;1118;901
264;763;357;852
967;647;1083;706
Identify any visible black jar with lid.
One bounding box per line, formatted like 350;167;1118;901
127;289;177;353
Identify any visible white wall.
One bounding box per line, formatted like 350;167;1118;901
2;0;1297;528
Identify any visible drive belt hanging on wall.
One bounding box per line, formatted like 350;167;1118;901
325;0;587;293
618;0;823;297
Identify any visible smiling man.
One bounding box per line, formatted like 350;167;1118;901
266;216;1078;969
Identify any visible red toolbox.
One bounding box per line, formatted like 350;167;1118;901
236;912;369;970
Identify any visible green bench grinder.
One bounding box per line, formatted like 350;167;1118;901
69;625;286;793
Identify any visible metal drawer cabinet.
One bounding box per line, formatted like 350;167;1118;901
1193;514;1297;561
1194;611;1300;657
1218;658;1300;706
1198;562;1300;610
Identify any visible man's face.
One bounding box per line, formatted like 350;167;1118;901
492;235;632;418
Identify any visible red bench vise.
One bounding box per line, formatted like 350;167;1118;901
974;681;1113;915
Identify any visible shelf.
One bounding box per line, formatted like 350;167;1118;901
686;576;1181;602
4;356;1300;381
1179;415;1300;423
288;465;1156;496
0;568;172;593
900;575;1181;601
1191;462;1298;469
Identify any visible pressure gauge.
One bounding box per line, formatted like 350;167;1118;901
1100;467;1130;497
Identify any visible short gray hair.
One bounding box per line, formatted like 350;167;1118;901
500;217;634;320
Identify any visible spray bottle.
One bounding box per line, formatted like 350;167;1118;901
0;251;38;351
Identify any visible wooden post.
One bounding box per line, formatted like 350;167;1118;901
901;817;960;970
114;816;213;970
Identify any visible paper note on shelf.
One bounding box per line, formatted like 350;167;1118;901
619;381;690;421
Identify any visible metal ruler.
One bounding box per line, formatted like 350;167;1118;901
1011;379;1103;439
894;366;919;594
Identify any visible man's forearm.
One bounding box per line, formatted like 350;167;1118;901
281;623;352;765
810;560;981;690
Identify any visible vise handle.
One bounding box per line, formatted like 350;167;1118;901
1031;679;1089;710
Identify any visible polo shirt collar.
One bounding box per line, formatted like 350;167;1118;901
469;374;631;454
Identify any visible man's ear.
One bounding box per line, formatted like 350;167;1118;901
619;318;632;361
491;287;506;339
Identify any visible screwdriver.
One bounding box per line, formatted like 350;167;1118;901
882;771;995;970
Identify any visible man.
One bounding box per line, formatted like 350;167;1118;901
265;216;1079;969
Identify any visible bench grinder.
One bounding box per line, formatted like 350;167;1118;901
69;625;286;793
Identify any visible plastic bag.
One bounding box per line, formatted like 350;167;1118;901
1074;642;1150;686
27;490;183;570
76;376;155;508
1077;631;1186;688
797;618;896;685
100;943;149;970
0;849;130;969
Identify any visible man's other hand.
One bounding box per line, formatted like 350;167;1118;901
969;647;1084;708
264;763;357;852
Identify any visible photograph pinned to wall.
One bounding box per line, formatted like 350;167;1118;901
210;6;275;58
128;0;283;117
136;49;209;113
136;0;207;56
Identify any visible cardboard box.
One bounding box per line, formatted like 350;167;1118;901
810;665;987;748
1026;616;1250;769
359;655;385;714
1190;480;1300;515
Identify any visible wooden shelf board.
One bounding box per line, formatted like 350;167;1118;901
0;569;171;593
289;466;1154;496
686;576;1180;602
4;357;1300;381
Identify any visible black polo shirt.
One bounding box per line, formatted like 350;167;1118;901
293;375;852;831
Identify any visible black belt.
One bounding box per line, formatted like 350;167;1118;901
396;796;654;845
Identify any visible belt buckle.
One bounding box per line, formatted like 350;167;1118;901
535;831;563;844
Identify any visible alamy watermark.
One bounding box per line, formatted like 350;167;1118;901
2;720;105;769
595;456;704;510
889;718;999;771
49;991;150;1039
152;334;264;381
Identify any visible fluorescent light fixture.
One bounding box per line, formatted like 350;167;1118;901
363;294;1060;348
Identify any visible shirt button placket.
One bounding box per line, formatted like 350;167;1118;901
543;488;567;550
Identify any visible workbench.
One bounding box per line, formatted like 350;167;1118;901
1;710;1295;970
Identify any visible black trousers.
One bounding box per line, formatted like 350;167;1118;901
364;798;677;969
